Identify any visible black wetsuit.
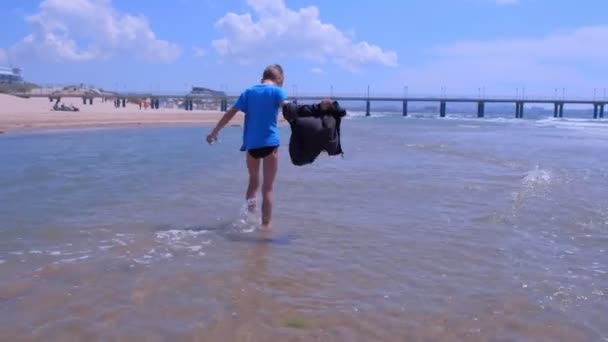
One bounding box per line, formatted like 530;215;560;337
282;101;347;166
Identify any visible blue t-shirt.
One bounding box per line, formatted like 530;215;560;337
233;84;287;151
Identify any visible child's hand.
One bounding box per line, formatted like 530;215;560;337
206;132;218;145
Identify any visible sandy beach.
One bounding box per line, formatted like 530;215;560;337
0;94;254;133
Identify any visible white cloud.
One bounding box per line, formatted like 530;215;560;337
311;67;324;75
400;25;608;95
193;46;207;58
9;0;180;63
211;0;398;71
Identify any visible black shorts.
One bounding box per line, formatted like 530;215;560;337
248;145;278;159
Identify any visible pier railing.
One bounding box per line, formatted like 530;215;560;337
9;88;607;119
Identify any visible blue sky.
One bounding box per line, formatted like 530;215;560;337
1;0;607;98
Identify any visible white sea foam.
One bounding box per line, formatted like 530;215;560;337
511;166;556;206
344;111;399;119
0;260;5;265
112;238;128;246
155;229;209;243
522;167;553;187
444;115;532;125
58;255;90;264
187;245;203;252
535;117;608;132
149;229;211;260
132;257;152;265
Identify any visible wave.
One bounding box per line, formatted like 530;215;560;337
534;117;608;132
344;111;608;131
345;110;399;119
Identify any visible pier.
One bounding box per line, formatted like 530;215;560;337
14;90;608;119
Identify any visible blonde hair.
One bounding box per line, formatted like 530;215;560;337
261;64;284;84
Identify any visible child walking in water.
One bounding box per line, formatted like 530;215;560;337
206;64;289;228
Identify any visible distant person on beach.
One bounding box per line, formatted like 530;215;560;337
206;64;289;229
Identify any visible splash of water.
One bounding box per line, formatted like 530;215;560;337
506;165;556;221
232;198;261;233
521;166;553;189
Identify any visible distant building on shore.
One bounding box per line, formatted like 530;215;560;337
189;86;225;110
0;67;23;84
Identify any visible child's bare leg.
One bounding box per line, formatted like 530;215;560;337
246;153;261;212
261;149;279;227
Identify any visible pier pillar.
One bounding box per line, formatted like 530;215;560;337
121;98;126;108
477;101;485;118
366;100;370;117
553;103;558;118
559;103;564;118
601;104;605;119
89;98;93;105
82;97;87;105
402;100;408;117
593;104;598;119
439;101;446;117
515;102;525;118
49;97;53;102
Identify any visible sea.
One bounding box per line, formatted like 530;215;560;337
0;110;607;341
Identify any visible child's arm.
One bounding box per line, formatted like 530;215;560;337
206;106;239;144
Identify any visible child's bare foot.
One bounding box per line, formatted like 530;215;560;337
247;198;256;212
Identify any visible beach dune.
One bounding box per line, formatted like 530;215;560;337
0;94;250;133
